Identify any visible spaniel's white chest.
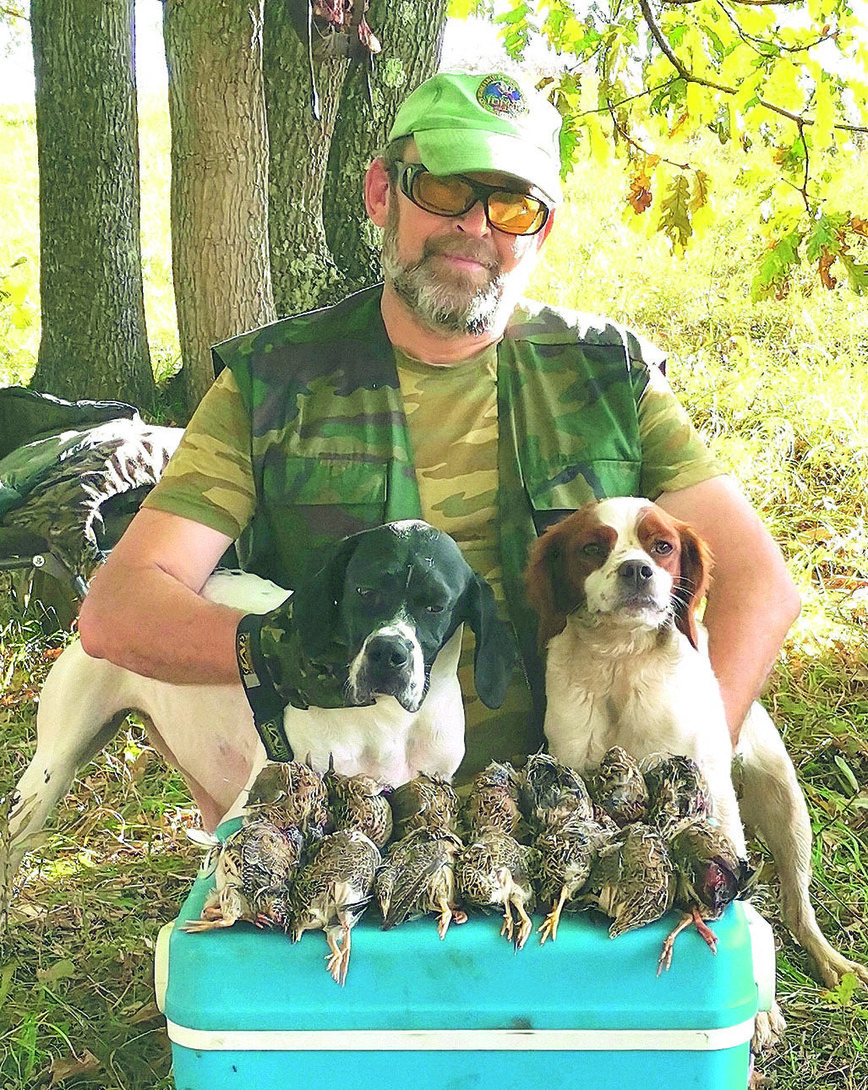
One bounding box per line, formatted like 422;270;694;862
542;623;726;773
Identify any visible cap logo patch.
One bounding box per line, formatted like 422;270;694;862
477;74;528;119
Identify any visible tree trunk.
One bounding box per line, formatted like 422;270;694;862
324;0;448;288
263;1;349;317
163;0;275;411
30;0;155;410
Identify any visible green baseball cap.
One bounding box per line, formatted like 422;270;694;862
388;71;563;204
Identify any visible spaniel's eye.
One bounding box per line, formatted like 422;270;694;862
652;541;674;556
356;586;376;600
426;603;446;614
582;542;606;558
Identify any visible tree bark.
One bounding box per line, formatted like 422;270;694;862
324;0;448;289
30;0;155;409
264;0;448;312
263;1;349;317
163;0;275;411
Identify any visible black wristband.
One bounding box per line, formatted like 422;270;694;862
236;613;294;762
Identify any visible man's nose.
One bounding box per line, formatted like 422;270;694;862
455;199;491;236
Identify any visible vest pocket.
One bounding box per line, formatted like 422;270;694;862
527;459;642;534
255;459;389;585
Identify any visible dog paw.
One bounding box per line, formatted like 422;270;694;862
815;953;868;990
752;1002;786;1052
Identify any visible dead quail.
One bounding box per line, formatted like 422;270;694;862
642;754;710;831
590;746;649;826
456;829;536;949
657;818;755;973
579;822;675;938
324;763;393;847
183;819;304;932
290;828;381;985
388;773;459;837
521;751;594;833
245;759;329;839
376;827;466;939
534;818;615;944
461;761;523;838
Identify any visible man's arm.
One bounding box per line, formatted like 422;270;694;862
656;475;800;747
77;507;244;685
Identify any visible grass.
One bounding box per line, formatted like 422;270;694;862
2;97;868;1087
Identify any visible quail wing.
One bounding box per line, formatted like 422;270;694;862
290;828;382;985
389;773;459;837
456;829;535;949
580;822;675;938
376;827;465;939
324;764;394;847
590;746;650;826
183;819;303;932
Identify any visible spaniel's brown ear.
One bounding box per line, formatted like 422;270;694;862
524;529;573;649
673;521;713;651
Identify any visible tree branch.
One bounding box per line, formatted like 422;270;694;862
714;0;837;59
660;0;806;6
637;0;868;135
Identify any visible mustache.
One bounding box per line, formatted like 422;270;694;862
420;237;499;271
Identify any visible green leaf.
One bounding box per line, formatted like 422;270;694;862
751;230;803;300
837;252;868;295
805;213;847;262
658;174;692;254
821;972;860;1006
833;754;860;796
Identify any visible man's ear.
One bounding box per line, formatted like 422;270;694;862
365;158;391;228
537;207;556;247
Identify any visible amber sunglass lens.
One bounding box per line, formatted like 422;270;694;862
413;173;475;216
488;193;546;235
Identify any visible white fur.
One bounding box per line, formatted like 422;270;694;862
537;498;867;1001
5;570;465;878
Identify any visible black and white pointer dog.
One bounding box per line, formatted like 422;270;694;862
5;520;515;876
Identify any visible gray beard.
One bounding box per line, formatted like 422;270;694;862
380;208;518;336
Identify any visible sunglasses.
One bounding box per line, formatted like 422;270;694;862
392;161;551;237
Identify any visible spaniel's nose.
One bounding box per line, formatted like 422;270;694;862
618;558;654;588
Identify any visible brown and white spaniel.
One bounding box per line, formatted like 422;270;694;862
525;496;867;1015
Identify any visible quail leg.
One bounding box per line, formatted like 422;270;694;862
325;924;351;986
436;896;453;940
500;902;515;944
538;886;569;946
512;896;534;951
658;907;718;975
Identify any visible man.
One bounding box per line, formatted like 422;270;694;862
78;71;799;818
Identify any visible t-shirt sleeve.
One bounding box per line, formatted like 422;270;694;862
637;364;724;498
141;368;256;540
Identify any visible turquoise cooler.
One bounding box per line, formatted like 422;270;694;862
155;846;775;1090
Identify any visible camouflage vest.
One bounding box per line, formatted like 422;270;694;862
217;283;656;727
